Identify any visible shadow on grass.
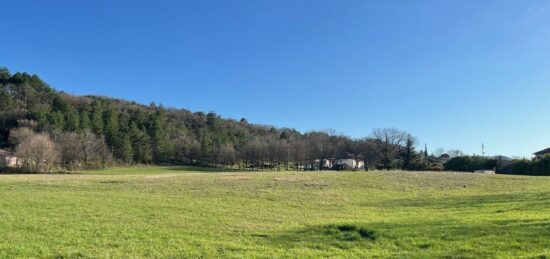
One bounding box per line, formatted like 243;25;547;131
259;218;550;256
261;223;379;250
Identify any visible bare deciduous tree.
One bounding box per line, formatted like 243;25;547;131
51;130;110;170
16;119;38;129
371;128;408;169
16;131;60;173
81;130;111;168
242;137;267;170
54;131;83;170
433;147;446;157
307;131;334;170
9;127;34;146
290;138;308;170
174;133;200;164
215;143;237;168
356;138;380;170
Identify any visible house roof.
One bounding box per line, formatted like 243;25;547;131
493;155;513;161
0;149;15;156
534;148;550;155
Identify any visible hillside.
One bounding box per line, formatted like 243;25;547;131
0;68;318;167
0;68;425;171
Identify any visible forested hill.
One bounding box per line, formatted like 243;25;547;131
3;68;410;170
0;68;289;164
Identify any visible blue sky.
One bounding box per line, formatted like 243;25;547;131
1;0;549;157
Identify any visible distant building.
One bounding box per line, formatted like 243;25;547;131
357;160;365;169
533;148;550;160
313;159;332;169
0;150;20;168
439;154;451;163
474;169;495;174
494;155;513;171
334;159;364;170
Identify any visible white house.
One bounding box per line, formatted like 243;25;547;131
0;150;20;168
534;148;550;160
335;159;364;170
474;170;495;174
313;159;332;169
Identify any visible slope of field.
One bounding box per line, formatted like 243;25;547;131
0;168;549;258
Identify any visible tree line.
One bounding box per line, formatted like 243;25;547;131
443;155;550;176
508;157;550;176
8;68;546;175
0;68;446;173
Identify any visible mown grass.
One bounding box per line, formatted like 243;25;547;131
0;167;549;258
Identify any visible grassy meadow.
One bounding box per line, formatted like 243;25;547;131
0;167;549;258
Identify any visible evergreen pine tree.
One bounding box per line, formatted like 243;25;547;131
79;109;91;131
103;109;120;151
150;110;168;163
118;133;133;164
90;101;104;135
0;91;15;110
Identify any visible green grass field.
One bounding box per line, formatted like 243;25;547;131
1;167;549;258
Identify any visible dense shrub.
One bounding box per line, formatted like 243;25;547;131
501;157;550;176
443;156;496;172
510;159;531;174
531;156;550;175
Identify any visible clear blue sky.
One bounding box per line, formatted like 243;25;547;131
1;0;549;158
